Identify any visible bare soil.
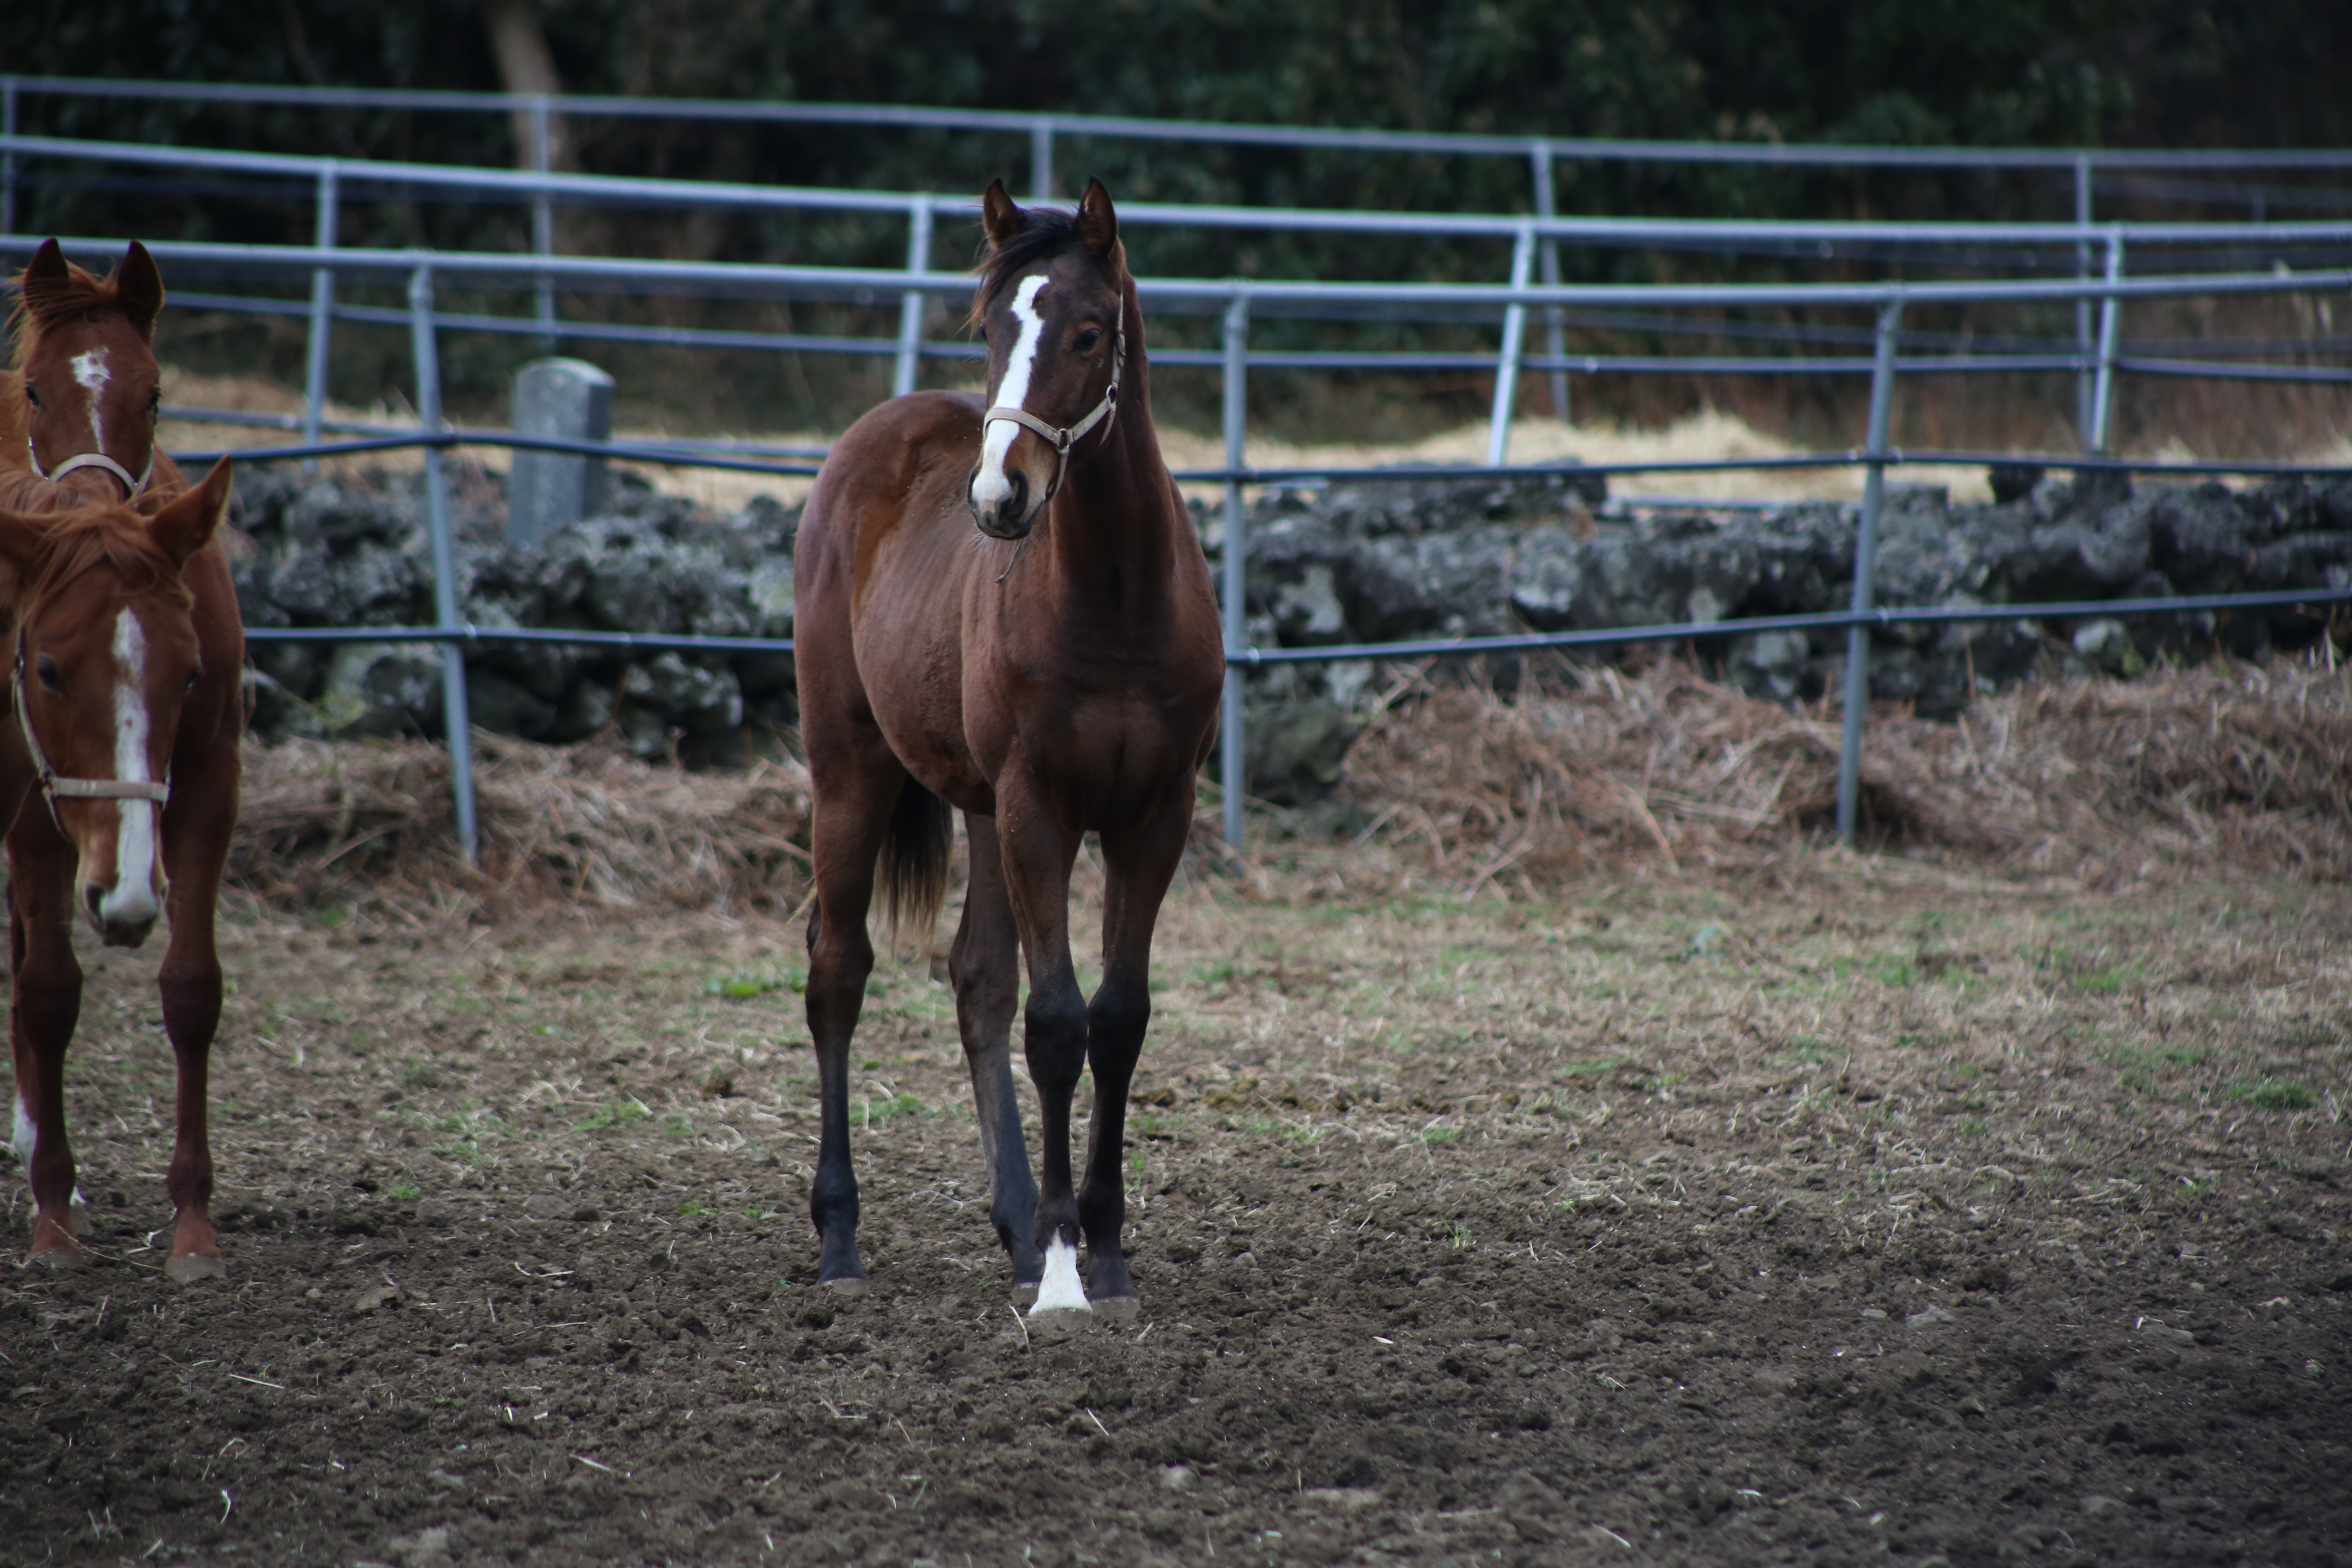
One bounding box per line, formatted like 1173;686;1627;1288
3;855;2349;1567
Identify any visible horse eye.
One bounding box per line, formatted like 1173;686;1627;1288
185;667;200;693
148;388;162;414
22;384;38;409
35;656;64;695
1074;330;1102;353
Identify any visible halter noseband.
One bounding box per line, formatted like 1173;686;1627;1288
27;441;154;499
11;632;169;834
980;299;1126;513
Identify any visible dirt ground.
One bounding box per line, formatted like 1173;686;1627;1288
3;849;2349;1567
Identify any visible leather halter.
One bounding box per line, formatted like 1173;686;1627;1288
980;299;1126;512
28;440;153;498
10;631;169;835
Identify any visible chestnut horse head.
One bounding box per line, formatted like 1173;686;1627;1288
966;178;1128;540
0;456;230;947
6;239;168;506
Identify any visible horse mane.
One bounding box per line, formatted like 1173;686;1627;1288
969;204;1097;325
4;501;192;624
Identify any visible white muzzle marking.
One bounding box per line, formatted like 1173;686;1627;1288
971;274;1051;509
99;608;162;935
1030;1236;1092;1315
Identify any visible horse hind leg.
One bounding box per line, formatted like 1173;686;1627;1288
803;759;940;1292
157;761;238;1284
949;812;1043;1299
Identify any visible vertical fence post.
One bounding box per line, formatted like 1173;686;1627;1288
530;96;557;351
892;198;934;399
2074;155;2094;448
1530;139;1570;424
1;77;18;236
1219;290;1251;850
1485;223;1537;468
407;263;480;864
1030;120;1055;202
301;163;340;472
2089;229;2125;454
1835;296;1905;847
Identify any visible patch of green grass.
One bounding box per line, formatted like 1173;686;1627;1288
661;1113;696;1138
396;1061;441;1090
705;968;805;999
676;1197;717;1218
2223;1077;2319;1112
1447;1221;1472;1249
1186;958;1238;988
860;1091;924;1126
2076;964;2144;995
1420;1123;1461;1145
1556;1056;1624;1084
1958;1116;1989;1137
1780;1037;1833;1067
577;1096;653;1131
401;1106;520;1165
388;1179;421;1202
1131;1110;1177;1140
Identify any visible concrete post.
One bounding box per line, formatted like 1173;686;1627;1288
507;356;614;548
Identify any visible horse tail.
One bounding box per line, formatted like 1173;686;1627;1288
875;773;953;945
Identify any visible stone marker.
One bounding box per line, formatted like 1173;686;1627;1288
508;356;614;548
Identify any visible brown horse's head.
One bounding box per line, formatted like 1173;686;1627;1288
0;457;229;948
9;240;167;506
967;178;1127;540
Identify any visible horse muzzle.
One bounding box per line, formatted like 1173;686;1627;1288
969;466;1038;541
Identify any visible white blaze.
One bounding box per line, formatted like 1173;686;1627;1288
100;608;161;931
1029;1236;1092;1315
971;274;1051;508
70;348;110;454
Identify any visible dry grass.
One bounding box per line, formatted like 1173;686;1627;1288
227;658;2352;918
1340;656;2352;888
231;732;811;913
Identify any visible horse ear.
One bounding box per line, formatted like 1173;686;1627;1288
1075;179;1119;261
981;179;1026;252
17;238;71;320
147;457;232;568
114;243;165;340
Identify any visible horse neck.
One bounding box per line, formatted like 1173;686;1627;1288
1040;284;1186;608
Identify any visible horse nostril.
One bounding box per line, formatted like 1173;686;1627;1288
84;885;105;920
1006;471;1028;517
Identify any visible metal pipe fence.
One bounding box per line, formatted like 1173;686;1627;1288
9;210;2342;860
61;234;2340;856
7;131;2352;476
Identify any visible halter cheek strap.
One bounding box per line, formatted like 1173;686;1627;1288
10;633;169;837
980;300;1126;512
27;441;154;498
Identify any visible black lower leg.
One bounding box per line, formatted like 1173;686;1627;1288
1077;973;1149;1300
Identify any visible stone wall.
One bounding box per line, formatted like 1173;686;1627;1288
229;462;2352;794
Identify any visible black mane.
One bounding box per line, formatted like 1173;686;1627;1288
973;203;1088;311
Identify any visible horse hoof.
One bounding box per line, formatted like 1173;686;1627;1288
818;1275;871;1297
1026;1305;1093;1337
1089;1294;1140;1323
166;1252;227;1285
1011;1281;1040;1309
24;1246;85;1270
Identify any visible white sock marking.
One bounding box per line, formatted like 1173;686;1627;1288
70;348;110;455
972;274;1051;508
100;608;161;932
1029;1236;1092;1315
11;1096;33;1167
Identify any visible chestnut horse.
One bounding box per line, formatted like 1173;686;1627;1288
795;180;1223;1313
1;239;246;1280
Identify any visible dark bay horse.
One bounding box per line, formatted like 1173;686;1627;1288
2;240;247;1280
795;180;1223;1313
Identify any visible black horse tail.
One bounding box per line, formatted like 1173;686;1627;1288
875;773;953;946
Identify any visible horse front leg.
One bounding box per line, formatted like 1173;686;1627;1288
1075;796;1193;1312
157;757;237;1283
8;817;85;1263
995;795;1087;1316
949;812;1043;1298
